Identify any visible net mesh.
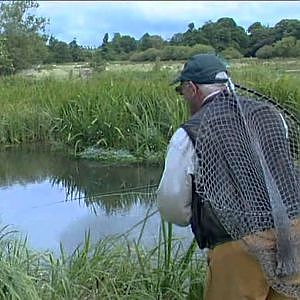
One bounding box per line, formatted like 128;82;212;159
193;85;300;297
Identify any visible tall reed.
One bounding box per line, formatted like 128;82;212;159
0;59;299;160
0;217;206;299
0;71;187;158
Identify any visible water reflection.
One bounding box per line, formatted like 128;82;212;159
0;146;193;254
0;146;161;214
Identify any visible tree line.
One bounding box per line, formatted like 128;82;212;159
1;1;300;75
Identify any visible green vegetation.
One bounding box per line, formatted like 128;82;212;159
0;221;205;299
1;2;299;298
230;58;300;116
0;69;187;162
0;58;299;163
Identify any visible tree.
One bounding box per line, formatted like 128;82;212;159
188;22;195;32
117;35;137;53
0;0;48;71
200;18;248;53
170;23;209;47
138;33;164;51
99;33;137;60
100;33;109;60
0;36;14;74
69;38;83;62
110;33;137;54
47;36;72;63
274;19;300;41
169;33;184;45
102;33;109;47
247;22;275;57
89;48;106;71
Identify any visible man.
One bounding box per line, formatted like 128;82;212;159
157;53;300;299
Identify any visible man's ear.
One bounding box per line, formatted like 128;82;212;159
191;82;201;97
189;81;198;94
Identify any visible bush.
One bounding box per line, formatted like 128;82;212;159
89;49;106;71
290;40;300;57
220;47;243;59
256;37;300;59
189;44;215;56
130;48;161;61
255;45;274;59
160;46;191;60
273;37;298;57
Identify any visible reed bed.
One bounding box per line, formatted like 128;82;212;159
0;71;187;159
0;59;299;161
0;220;205;300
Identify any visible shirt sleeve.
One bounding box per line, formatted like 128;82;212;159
156;127;195;226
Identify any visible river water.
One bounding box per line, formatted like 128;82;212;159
0;146;193;254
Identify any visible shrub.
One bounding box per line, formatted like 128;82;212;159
220;47;243;59
273;37;298;57
160;46;191;60
290;40;300;57
130;48;161;61
89;49;106;72
189;44;215;56
255;45;274;59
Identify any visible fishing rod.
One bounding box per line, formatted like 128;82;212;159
68;183;159;202
30;183;159;209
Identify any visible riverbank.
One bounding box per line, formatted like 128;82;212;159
0;59;299;163
0;69;185;164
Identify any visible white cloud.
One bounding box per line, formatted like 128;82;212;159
36;1;300;47
132;1;299;27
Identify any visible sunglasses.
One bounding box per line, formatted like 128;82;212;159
175;81;198;95
175;81;188;95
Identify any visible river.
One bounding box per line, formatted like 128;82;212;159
0;146;193;254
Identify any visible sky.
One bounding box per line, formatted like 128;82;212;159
36;1;300;48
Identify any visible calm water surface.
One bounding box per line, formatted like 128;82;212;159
0;147;193;254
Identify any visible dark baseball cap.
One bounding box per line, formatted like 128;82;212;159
172;53;228;85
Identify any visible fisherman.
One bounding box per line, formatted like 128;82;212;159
157;53;300;300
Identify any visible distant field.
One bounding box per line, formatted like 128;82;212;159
18;60;184;79
17;58;300;80
18;62;93;79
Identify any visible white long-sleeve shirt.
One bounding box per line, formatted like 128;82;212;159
156;90;222;227
157;127;195;226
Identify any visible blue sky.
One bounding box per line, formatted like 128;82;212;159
36;1;300;48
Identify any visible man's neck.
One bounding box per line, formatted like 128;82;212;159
202;90;223;104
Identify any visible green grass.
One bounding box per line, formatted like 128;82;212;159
0;58;299;162
0;219;206;300
0;70;187;161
